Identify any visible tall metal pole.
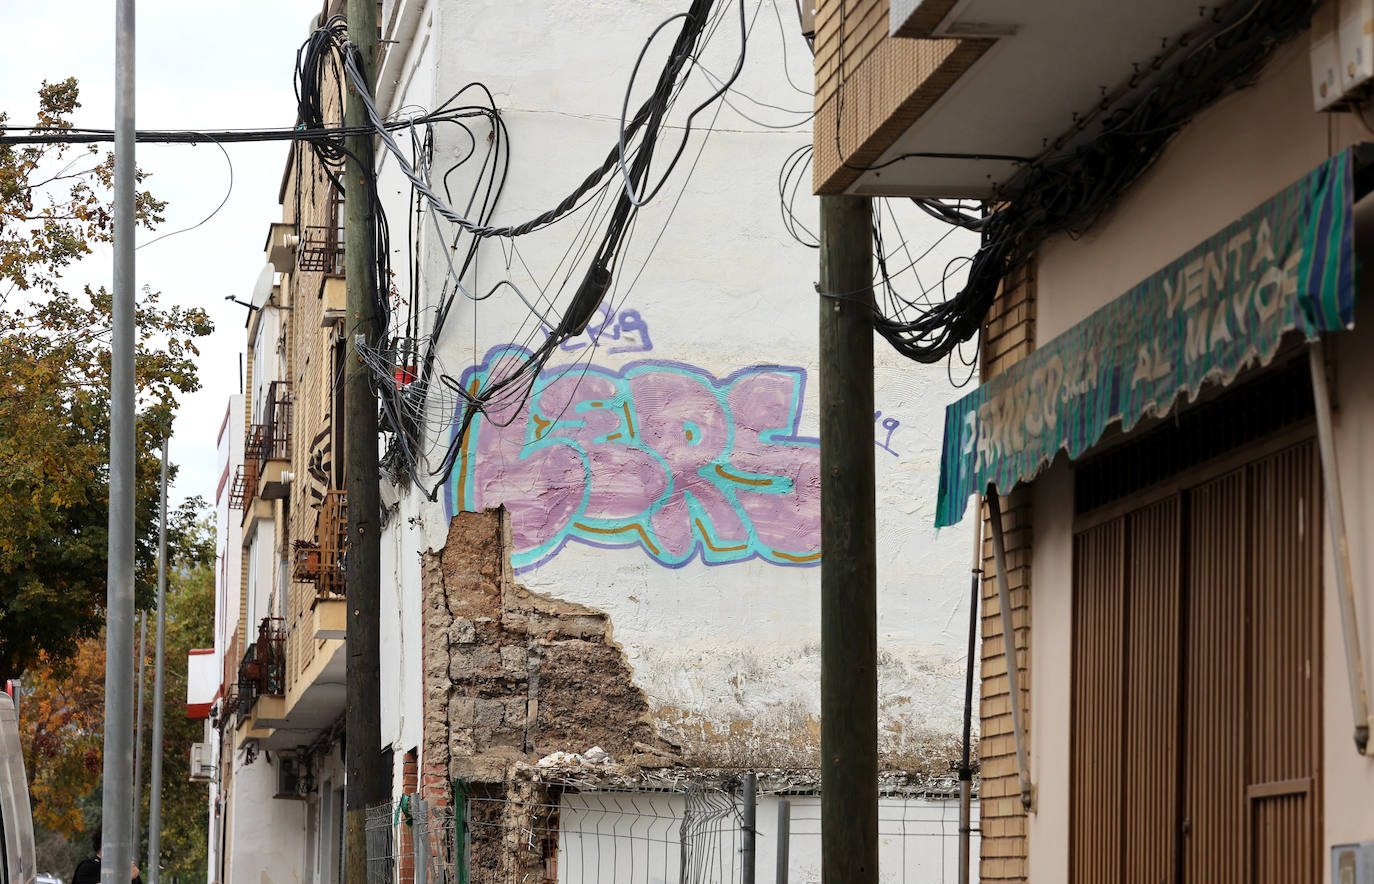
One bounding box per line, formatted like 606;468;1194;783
343;1;385;881
100;2;137;883
147;439;169;884
742;773;756;884
818;194;876;884
958;495;981;884
133;612;147;855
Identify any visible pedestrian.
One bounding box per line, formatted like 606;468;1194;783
71;825;140;884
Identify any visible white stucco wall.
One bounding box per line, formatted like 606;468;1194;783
215;395;245;676
246;520;275;636
210;396;243;884
1022;34;1374;883
377;0;979;769
224;754;306;884
377;2;437;760
251;306;284;425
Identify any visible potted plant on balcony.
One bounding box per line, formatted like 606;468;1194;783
293;538;322;581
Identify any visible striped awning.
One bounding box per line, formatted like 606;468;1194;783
936;148;1358;527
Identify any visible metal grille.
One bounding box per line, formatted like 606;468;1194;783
228;461;257;510
1071;438;1321;884
1183;469;1247;884
252;380;293;463
293;490;348;597
1246;443;1321;884
1074;356;1313;515
365;787;973;884
1070;519;1124;884
298;188;345;275
238;616;286;697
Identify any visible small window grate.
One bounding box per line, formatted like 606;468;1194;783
1074;356;1314;515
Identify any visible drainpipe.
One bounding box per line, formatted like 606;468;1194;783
1308;339;1370;754
986;486;1033;809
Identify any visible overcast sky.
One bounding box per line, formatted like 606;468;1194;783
0;0;321;508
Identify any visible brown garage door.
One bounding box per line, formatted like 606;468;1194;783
1070;437;1322;884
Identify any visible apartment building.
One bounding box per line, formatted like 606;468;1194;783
199;25;353;882
813;1;1374;882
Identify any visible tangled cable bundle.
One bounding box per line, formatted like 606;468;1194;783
813;0;1318;367
292;1;748;500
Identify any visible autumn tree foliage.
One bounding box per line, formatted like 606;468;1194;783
0;79;212;681
21;640;105;839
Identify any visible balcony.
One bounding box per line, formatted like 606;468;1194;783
240;616;286;697
297;223;344;276
233;617;288;739
235;383;292;531
297;188;348;326
265;221;298;274
227;461;257;511
293;490;347;598
815;0;1214;196
254;381;293;500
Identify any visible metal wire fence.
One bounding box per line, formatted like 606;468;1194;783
365;781;977;884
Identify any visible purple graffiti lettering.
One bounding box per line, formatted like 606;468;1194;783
450;347;821;571
874;410;900;457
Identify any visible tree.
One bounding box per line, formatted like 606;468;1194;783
21;638;105;842
20;512;216;882
0;79;212;682
143;515;215;883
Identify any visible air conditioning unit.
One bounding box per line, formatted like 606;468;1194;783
275;755;308;800
1312;0;1374;110
189;743;214;783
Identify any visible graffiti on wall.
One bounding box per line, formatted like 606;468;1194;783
874;410;902;457
550;304;654;355
449;346;822;571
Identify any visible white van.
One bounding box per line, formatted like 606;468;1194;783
0;694;35;884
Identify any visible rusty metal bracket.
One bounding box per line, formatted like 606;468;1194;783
1308;338;1370;754
986;485;1034;809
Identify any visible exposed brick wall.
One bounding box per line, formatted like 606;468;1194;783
396;749;417;884
419;508;676;879
977;260;1035;884
420;509;670;785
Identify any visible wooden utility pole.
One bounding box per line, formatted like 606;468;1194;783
343;0;385;881
818;194;876;884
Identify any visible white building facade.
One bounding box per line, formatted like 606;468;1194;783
207;0;981;881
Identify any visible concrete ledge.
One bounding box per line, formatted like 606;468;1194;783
259;459;290;500
241;497;273;537
320;276;345;326
313;598;346;640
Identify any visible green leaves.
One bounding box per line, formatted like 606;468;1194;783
0;80;213;680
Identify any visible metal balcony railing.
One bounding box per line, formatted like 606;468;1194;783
293;490;347;597
238;380;293;509
246;381;292;465
236;616;286;724
296;223;345;276
228;460;258;511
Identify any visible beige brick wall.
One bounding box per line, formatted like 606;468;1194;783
811;0;990;194
281;62;347;693
977;261;1035;884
